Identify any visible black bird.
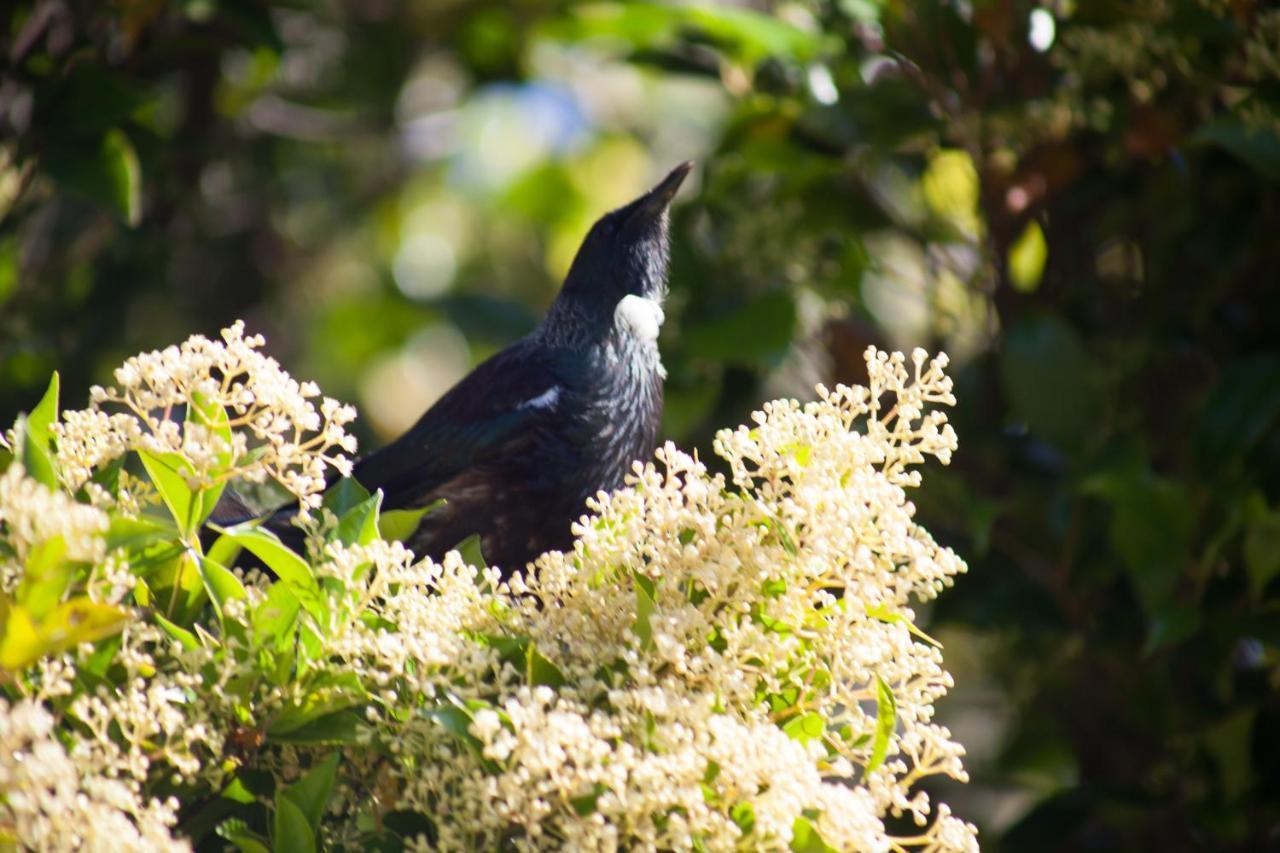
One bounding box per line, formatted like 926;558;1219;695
222;162;692;571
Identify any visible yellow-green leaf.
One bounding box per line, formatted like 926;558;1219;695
138;449;197;535
867;675;897;774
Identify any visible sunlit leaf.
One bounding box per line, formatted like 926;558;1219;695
867;675;897;774
273;792;316;853
378;500;442;543
154;612;200;650
18;373;59;487
138;449;197;535
270;710;362;745
782;711;825;743
1009;220;1047;292
633;571;656;650
18;535;69;620
197;553;247;620
282;752;340;835
790;817;836;852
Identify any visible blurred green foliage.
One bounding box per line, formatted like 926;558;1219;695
3;0;1280;849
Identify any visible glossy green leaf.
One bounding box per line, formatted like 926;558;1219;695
790;817;836;852
216;525;325;622
197;553;248;619
186;390;233;529
634;571;656;650
154;612;200;650
455;533;486;568
1009;220;1047;292
865;604;942;648
782;711;825;743
106;515;178;552
322;477;372;518
18;535;69;620
252;582;301;650
0;598;129;671
334;491;381;547
378;500;442;543
867;675;897;774
273;792;316;853
217;819;271;853
19;373;59;487
269;710;362;745
282;752;340;835
138;449;197;535
526;641;567;688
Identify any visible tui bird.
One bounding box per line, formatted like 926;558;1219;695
223;162;692;571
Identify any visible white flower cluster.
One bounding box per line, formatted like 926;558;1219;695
0;340;975;851
0;463;109;591
0;697;186;852
52;321;358;510
333;347;976;851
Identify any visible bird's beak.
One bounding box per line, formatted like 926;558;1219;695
627;161;694;224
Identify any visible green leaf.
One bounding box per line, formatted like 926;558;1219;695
570;783;607;816
186;390;233;528
866;675;897;774
378;500;442;543
0;598;129;671
207;532;245;569
106;515;178;552
217;526;325;623
1192;119;1280;181
782;711;825;743
1245;498;1280;598
197;554;248;619
526;642;567;688
282;752;340;836
1000;314;1100;450
1084;471;1193;617
217;819;271;853
219;778;257;806
218;526;313;588
273;793;316;853
0;602;39;671
154;612;199;650
455;533;486;568
334;492;382;547
685;291;796;367
322;477;372;518
267;672;365;735
731;802;756;836
270;710;362;745
18;535;69;620
865;604;942;647
252;582;301;650
1008;220;1047;292
1196;355;1280;468
138;450;197;536
426;696;500;771
790;817;836;852
633;571;656;650
101;129;143;225
19;373;59;487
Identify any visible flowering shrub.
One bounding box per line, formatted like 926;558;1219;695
0;324;976;852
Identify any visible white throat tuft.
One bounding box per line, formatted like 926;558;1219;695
614;295;665;344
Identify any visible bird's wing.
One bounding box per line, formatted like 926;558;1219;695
352;339;577;508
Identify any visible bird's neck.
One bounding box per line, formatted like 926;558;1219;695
538;293;666;358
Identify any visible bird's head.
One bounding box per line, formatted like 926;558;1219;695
548;162;692;341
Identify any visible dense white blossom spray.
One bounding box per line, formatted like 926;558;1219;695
0;326;976;851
